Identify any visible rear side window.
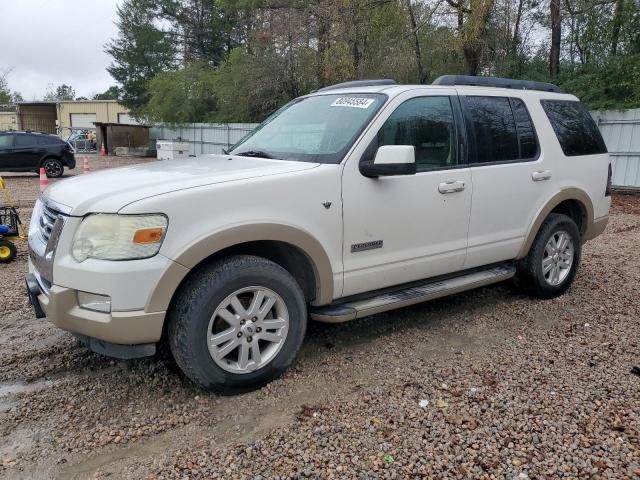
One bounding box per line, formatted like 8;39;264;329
14;134;35;147
541;100;607;156
464;96;538;164
36;136;59;145
511;99;537;158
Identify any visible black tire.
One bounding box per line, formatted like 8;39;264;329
42;158;64;178
516;213;581;299
168;255;307;394
0;240;17;263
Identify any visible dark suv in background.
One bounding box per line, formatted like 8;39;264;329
0;131;76;178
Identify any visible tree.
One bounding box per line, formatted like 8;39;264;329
0;69;22;106
105;0;176;110
93;86;121;100
0;76;11;105
445;0;496;75
141;62;218;123
43;84;76;101
106;0;640;120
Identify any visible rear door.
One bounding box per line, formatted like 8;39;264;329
460;92;556;268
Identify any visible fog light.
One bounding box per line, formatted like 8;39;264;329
77;291;111;313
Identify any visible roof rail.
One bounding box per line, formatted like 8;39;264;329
317;79;396;92
432;75;563;93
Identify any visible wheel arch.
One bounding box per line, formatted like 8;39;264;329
146;223;335;314
517;188;594;259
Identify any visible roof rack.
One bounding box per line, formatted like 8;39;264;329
317;79;397;92
432;75;563;93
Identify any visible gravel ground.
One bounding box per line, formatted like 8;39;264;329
0;160;638;479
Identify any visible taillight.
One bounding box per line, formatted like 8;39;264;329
605;163;612;196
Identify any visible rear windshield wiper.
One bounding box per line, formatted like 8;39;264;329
233;150;276;159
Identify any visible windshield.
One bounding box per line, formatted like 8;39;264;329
229;93;387;164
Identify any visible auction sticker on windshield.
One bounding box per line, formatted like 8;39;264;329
330;97;375;108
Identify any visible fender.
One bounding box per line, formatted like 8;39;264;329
516;187;594;259
146;223;335;312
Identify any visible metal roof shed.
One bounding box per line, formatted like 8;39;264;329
94;122;152;156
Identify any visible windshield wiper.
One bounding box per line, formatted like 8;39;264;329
233;150;276;159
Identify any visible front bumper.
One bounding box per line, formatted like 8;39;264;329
26;272;164;353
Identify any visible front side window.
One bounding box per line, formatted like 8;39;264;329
377;96;456;171
229;93;386;164
0;134;12;148
541;100;607;156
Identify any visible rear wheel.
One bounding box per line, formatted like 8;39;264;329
168;255;307;394
516;213;581;298
42;158;63;178
0;240;17;263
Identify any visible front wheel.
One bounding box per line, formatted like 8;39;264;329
42;158;64;178
168;255;307;394
516;213;581;298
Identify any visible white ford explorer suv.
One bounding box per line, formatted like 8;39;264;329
26;76;611;393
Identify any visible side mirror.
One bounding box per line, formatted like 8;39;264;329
360;145;416;177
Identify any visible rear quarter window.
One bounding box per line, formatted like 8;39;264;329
541;100;607;156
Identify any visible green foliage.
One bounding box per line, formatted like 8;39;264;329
141;62;218;123
93;86;121;100
43;84;75;101
0;76;11;105
105;0;176;110
559;54;640;110
106;0;640;122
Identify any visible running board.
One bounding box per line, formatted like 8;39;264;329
311;264;516;323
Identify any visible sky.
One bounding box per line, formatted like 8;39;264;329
0;0;121;100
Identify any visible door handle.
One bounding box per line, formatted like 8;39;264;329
532;170;552;181
438;180;465;194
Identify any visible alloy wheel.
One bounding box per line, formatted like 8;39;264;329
542;230;574;286
207;286;289;374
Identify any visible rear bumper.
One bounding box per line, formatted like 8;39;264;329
584;215;609;241
25;272;164;355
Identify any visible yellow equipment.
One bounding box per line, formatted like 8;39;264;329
0;177;28;263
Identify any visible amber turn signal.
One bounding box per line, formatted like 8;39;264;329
133;228;164;244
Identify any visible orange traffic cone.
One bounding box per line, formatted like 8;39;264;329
99;141;106;157
83;157;90;173
39;167;48;192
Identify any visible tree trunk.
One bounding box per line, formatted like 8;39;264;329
316;13;330;86
405;0;426;83
611;0;624;55
510;0;524;75
549;0;561;78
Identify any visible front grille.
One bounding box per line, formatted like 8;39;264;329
39;203;62;243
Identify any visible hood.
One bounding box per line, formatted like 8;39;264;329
45;155;319;215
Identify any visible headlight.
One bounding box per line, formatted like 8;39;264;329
29;199;43;238
72;214;167;262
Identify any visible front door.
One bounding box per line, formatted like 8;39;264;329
13;133;45;169
341;90;472;297
0;133;15;170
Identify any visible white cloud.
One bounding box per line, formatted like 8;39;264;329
0;0;121;100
